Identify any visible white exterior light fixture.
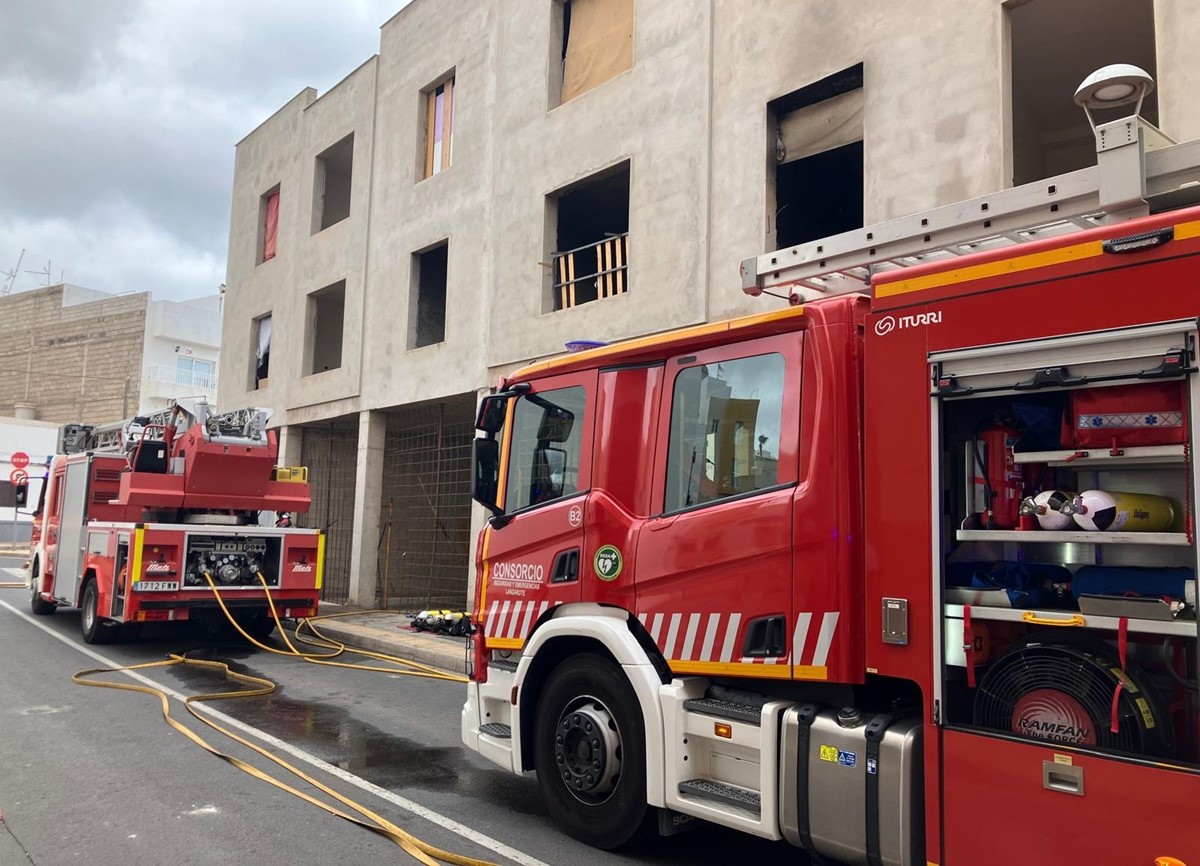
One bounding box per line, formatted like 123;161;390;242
1073;63;1174;220
1073;63;1156;131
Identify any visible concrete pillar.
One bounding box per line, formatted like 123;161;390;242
277;424;303;467
348;410;386;608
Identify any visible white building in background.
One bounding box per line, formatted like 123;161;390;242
138;294;223;415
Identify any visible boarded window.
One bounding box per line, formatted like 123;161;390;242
423;76;455;178
559;0;633;104
260;187;280;263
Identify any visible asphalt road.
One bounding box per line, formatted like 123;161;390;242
0;559;796;866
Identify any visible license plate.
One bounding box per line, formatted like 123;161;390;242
135;581;179;592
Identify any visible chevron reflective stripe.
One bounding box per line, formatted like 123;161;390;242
636;609;839;668
811;612;840;666
485;598;559;640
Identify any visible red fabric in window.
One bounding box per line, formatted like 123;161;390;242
263;191;280;262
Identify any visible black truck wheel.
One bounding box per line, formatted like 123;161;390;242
534;653;649;850
80;580;113;645
29;561;56;616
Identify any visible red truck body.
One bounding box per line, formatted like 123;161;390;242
462;200;1200;863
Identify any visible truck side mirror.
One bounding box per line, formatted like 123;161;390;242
473;438;502;516
14;484;28;509
476;396;508;434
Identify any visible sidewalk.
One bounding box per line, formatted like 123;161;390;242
307;607;469;677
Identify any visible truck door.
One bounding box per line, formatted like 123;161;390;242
480;370;596;649
48;459;90;607
634;334;801;677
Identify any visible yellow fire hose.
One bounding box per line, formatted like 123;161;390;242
72;573;492;866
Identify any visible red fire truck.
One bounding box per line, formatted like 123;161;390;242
462;71;1200;864
28;399;323;644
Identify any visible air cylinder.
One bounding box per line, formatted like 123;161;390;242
1061;490;1176;532
1020;490;1077;530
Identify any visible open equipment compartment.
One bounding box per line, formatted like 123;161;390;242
934;319;1200;768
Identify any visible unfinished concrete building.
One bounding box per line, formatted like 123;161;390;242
220;0;1200;608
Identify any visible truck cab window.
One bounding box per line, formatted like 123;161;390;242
504;386;587;512
665;353;785;513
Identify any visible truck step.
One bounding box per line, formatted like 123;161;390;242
677;779;761;816
479;723;511;739
683;697;762;726
489;658;519;673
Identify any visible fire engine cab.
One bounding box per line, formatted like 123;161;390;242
28;398;323;643
462;66;1200;864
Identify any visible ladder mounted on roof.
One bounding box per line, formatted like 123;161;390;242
741;116;1200;304
57;399;272;456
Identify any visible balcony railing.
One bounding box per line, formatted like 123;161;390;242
552;232;628;310
147;365;218;392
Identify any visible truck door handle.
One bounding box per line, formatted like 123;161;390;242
550;549;579;584
1042;761;1084;796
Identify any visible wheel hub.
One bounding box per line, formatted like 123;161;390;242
554;696;622;803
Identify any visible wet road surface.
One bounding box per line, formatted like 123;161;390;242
0;569;800;865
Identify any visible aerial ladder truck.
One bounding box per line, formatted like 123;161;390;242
28;398;323;643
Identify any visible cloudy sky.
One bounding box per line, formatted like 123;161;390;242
0;0;407;301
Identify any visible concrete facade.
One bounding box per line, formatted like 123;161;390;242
220;0;1199;607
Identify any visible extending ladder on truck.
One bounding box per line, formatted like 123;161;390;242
741;119;1200;304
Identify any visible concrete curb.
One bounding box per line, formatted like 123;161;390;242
311;619;469;677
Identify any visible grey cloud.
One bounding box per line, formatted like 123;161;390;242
0;0;404;299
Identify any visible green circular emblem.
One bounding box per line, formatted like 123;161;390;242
594;545;623;582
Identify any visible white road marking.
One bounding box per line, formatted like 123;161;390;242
2;566;26;581
0;598;550;866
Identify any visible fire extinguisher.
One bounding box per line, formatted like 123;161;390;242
972;420;1024;529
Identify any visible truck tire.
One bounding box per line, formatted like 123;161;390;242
533;653;650;850
238;615;276;643
29;561;56;616
80;580;113;645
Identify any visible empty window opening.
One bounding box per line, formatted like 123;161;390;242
1009;0;1156;185
313;134;354;232
423;76;455;179
549;161;630;311
769;65;863;249
252;313;272;389
556;0;633;105
306;281;345;375
259;186;280;263
412;242;448;348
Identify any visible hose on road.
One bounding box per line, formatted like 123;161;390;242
72;574;491;866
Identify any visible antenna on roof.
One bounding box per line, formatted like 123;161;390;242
1;249;25;296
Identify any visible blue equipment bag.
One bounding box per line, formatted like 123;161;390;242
1071;566;1193;601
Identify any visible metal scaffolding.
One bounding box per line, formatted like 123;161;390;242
378;394;475;610
298;419;359;603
